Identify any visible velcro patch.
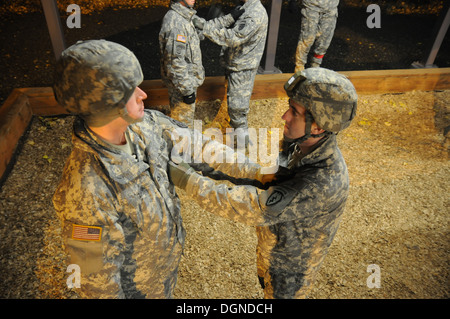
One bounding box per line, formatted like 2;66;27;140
176;34;187;43
266;190;284;206
71;224;102;241
261;185;297;217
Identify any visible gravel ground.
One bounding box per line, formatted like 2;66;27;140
0;0;449;300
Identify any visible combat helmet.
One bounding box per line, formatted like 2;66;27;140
284;67;357;145
53;39;144;127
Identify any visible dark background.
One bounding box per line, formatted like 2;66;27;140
0;0;449;106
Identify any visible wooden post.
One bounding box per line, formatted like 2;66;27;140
412;3;450;68
259;0;282;74
41;0;66;60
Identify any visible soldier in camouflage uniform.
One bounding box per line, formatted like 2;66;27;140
159;0;204;128
169;67;358;298
194;0;268;141
159;0;243;128
52;39;264;298
293;0;339;72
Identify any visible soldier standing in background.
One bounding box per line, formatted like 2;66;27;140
193;0;268;146
292;0;339;72
169;68;358;298
52;39;268;298
159;0;245;128
159;0;204;128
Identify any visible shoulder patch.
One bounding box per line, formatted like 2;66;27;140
71;224;102;241
176;34;187;43
266;190;284;206
261;185;297;217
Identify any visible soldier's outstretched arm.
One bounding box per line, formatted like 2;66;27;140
157;112;270;183
202;14;259;48
168;160;308;227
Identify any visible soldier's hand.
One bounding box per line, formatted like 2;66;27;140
260;173;276;184
168;160;195;190
182;92;196;104
192;15;205;30
259;165;292;184
230;5;245;21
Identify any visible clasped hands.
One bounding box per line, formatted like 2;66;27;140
192;5;245;30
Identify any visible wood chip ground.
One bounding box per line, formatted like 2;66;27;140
0;90;448;299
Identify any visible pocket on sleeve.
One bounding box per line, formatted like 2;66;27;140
64;224;104;275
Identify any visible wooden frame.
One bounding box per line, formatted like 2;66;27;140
1;67;450;180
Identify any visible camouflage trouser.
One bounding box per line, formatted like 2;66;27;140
255;224;335;299
167;86;196;128
295;6;338;71
226;69;258;129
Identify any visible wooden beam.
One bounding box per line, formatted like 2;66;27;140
0;89;33;180
341;68;450;94
253;67;450;98
17;87;67;116
1;67;450;181
11;67;450;116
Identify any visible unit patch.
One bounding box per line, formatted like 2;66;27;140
266;190;283;206
262;185;297;217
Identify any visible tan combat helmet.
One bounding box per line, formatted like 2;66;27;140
53;39;144;127
284;67;358;145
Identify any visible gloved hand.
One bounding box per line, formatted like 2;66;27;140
183;92;196;104
192;15;205;30
259;164;292;184
288;0;298;14
168;160;196;189
230;5;245;21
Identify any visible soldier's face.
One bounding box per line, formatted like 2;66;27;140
282;99;307;140
182;0;196;7
125;87;147;122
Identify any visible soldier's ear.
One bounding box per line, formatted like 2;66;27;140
311;122;325;134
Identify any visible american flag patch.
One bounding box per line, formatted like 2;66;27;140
71;224;102;241
176;34;186;43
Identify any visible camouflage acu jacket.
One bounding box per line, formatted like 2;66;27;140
159;2;205;96
53;110;262;298
202;0;268;72
185;134;349;296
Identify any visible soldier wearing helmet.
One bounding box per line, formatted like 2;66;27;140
159;0;241;128
192;0;268;146
169;67;357;298
52;39;266;298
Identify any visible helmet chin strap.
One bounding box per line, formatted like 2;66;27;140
283;111;329;153
283;111;313;152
